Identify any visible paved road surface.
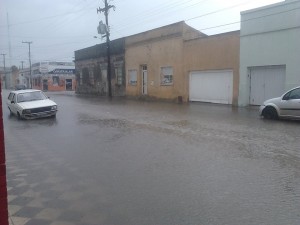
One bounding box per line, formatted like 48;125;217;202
2;90;300;225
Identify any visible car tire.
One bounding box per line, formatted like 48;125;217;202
8;107;13;116
263;107;278;120
17;112;22;120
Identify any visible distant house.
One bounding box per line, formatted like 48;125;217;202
0;67;5;88
17;68;28;88
74;38;125;96
0;67;8;89
29;61;76;91
0;66;19;89
239;0;300;106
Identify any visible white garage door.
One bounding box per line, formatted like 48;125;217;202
249;65;285;105
189;70;233;104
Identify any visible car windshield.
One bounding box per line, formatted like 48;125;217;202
17;91;47;103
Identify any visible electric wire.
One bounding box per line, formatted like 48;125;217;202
0;0;293;64
112;0;259;35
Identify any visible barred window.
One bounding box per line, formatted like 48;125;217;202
115;67;123;85
160;67;173;85
89;70;94;85
128;70;137;86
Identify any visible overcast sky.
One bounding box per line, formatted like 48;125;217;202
0;0;283;68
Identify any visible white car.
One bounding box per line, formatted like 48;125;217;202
259;86;300;119
7;89;58;119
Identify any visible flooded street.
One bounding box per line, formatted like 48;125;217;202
3;91;300;225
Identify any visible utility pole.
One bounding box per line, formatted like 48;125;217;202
0;54;6;88
7;13;12;68
22;41;32;88
20;61;24;69
97;0;115;98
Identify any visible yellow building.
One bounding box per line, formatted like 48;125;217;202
125;22;240;105
184;31;240;105
125;21;206;103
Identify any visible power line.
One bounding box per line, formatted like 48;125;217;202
0;0;202;30
38;1;96;36
188;5;300;33
112;0;259;35
112;0;208;32
1;0;294;66
113;0;197;27
186;0;260;21
3;3;296;41
0;5;96;28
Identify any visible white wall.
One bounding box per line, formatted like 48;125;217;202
239;0;300;106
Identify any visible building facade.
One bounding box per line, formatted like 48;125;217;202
0;66;20;89
0;67;7;89
17;68;28;88
125;21;206;102
184;31;240;105
29;61;76;91
125;22;240;104
74;38;125;96
239;0;300;106
74;22;240;104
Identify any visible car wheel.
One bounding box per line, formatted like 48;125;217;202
8;107;13;115
263;107;278;120
17;112;22;120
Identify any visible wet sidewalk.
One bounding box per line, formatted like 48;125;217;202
6;133;103;225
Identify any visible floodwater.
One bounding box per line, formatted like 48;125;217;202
3;91;300;225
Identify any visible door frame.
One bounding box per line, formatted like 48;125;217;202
43;79;48;91
141;65;147;95
65;79;73;91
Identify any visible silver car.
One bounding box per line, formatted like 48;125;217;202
259;86;300;119
7;89;58;119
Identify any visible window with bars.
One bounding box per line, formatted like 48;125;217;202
128;70;137;86
115;67;123;85
160;66;173;85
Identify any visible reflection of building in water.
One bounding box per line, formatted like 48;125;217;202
24;61;76;91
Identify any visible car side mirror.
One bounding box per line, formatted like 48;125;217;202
11;100;15;104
